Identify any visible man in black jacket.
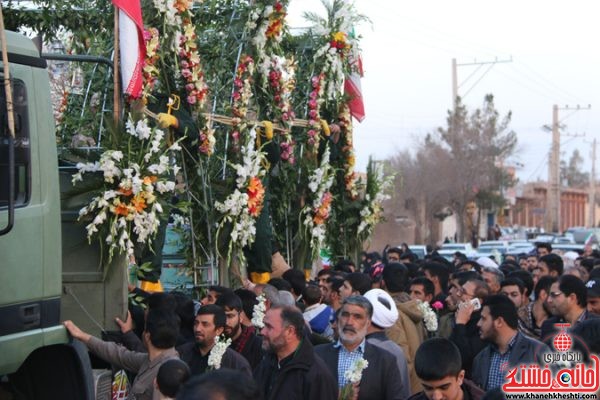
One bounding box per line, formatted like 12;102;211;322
472;295;549;391
254;305;337;400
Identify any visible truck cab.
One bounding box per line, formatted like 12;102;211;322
1;30;125;400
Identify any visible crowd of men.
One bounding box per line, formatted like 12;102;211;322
63;240;600;399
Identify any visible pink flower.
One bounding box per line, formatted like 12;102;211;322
308;110;317;119
187;95;197;105
432;301;444;311
181;69;192;78
308;99;317;108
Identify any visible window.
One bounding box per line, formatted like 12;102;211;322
0;78;31;207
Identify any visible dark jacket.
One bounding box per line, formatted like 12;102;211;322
472;332;550;390
408;380;484;400
540;311;600;345
254;339;337;400
177;342;252;377
449;311;486;378
231;325;264;371
315;340;406;400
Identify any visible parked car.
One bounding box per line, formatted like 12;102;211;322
475;240;509;259
408;245;427;260
437;243;477;260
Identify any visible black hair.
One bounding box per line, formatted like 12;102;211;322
317;269;333;278
457;260;482;273
508;270;534;297
539;254;564;276
483;294;519;330
196;304;226;329
415;338;463;380
273;305;306;340
387;247;403;258
147;292;177;312
422;262;450;292
333;259;354;274
345;272;372;295
156;359;190;398
409;277;435;297
233;288;258;322
536;242;553;253
381;262;409;293
500;277;526;294
302;283;322;306
451;270;482;286
534;275;557;300
145;308;180;349
282;269;307;296
215;292;243;312
171;291;195;343
208;285;234;297
177;369;260;400
327;276;345;293
558;274;587;307
267;277;292;292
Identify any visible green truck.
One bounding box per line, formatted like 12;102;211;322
1;30;126;400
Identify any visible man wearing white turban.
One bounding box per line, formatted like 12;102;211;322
364;289;411;399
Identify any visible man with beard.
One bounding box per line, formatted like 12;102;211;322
177;304;252;376
215;292;263;370
253;305;337;400
315;296;405;400
517;276;555;340
472;295;549;391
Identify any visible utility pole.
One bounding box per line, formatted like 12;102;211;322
545;104;591;233
451;57;513;105
590;138;597;228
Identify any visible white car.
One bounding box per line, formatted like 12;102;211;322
437;243;477;260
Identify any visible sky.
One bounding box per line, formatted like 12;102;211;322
288;0;600;183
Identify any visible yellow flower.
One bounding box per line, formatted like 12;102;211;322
332;31;346;43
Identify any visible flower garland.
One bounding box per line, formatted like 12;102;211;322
177;18;208;113
215;129;266;259
340;358;369;400
247;1;288;64
252;293;267;329
207;334;232;370
416;300;438;333
73;116;181;261
306;73;325;150
142;27;161;100
231;55;255;146
302;146;334;261
338;104;358;199
357;160;393;237
198;124;216;156
259;55;296;163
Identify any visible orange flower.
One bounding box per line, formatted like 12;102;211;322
131;195;147;213
114;202;129;217
247;177;265;217
313;192;333;225
174;0;190;13
119;187;133;197
143;176;157;185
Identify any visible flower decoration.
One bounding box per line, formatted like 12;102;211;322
252;293;267;329
330;31;350;53
176;18;208;113
207;334;232;370
432;301;444;311
215;129;266;261
248;1;288;63
231;55;255;145
357;159;393;238
142;27;160;100
302;146;334;260
198;124;216;156
416;300;438;333
306;73;325;149
339;104;358;199
73;115;181;262
340;358;369;400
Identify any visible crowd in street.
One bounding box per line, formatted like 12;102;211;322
63;241;600;400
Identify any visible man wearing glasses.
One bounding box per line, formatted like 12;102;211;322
449;278;489;379
540;274;600;344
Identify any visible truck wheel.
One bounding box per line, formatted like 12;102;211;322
9;342;94;400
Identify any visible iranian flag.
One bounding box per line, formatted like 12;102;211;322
112;0;145;99
344;42;365;122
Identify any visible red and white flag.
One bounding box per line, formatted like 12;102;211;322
112;0;145;99
344;46;365;122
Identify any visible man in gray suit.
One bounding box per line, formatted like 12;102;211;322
472;295;549;391
315;296;406;400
